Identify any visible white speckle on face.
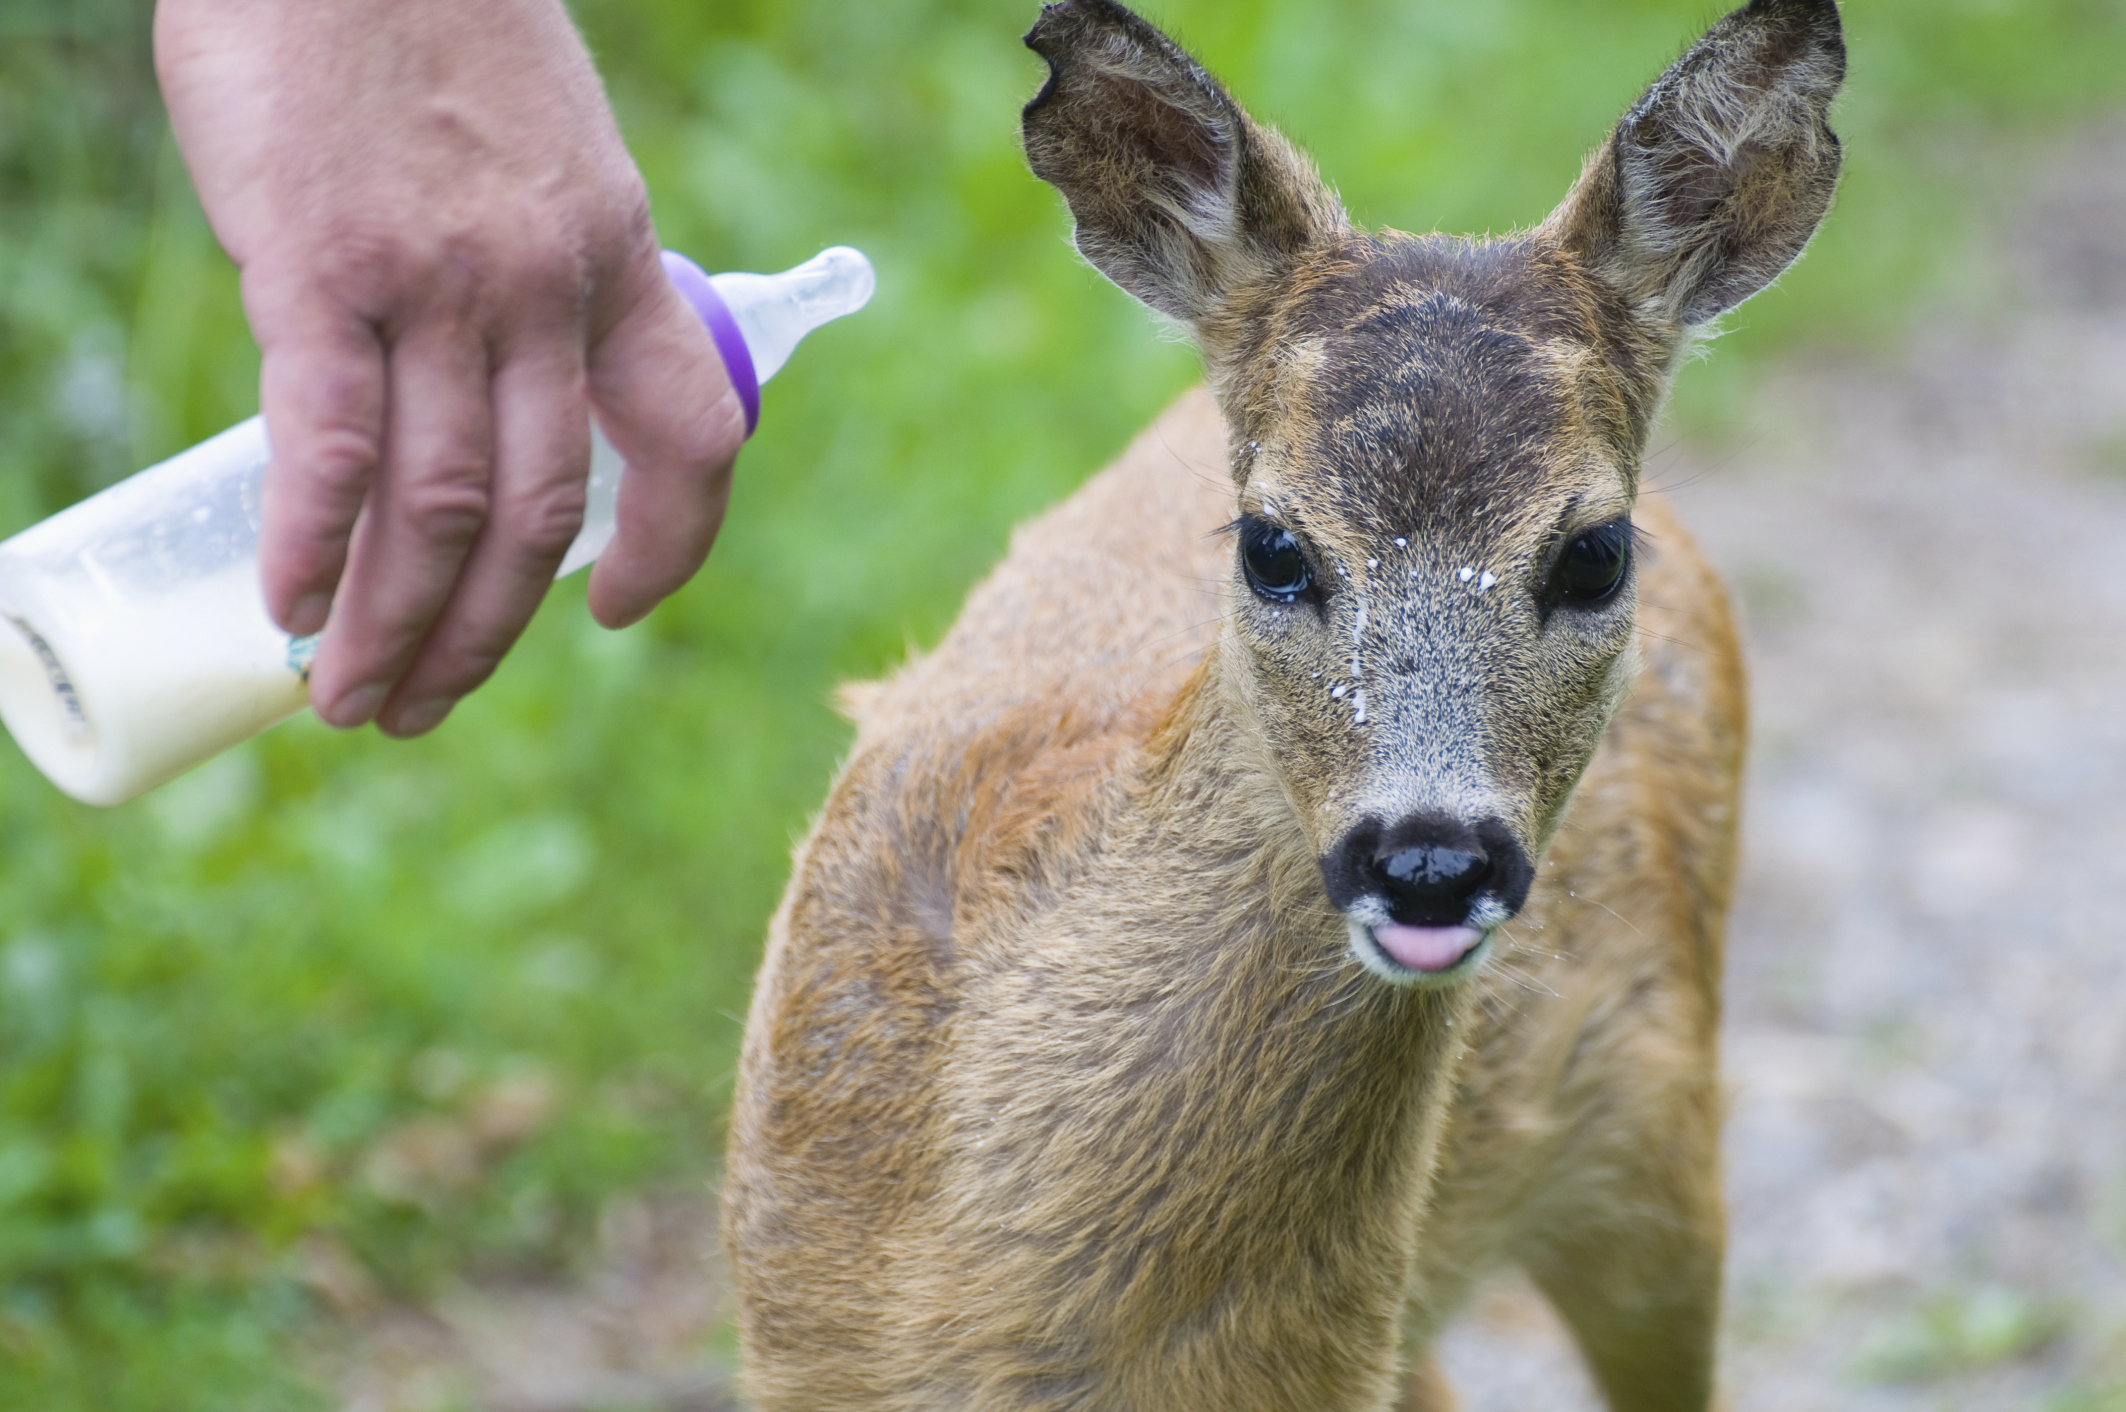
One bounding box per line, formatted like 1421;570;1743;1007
1458;567;1475;582
1394;538;1407;548
1311;671;1321;679
1366;558;1378;570
1331;684;1347;698
1478;571;1496;591
1353;688;1367;724
1336;567;1346;577
1467;896;1510;929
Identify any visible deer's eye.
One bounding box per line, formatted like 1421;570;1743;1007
1240;518;1311;604
1551;520;1632;606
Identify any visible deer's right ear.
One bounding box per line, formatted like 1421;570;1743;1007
1545;0;1845;331
1022;0;1345;328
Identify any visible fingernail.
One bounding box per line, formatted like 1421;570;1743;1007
327;682;389;729
389;698;453;737
285;593;332;636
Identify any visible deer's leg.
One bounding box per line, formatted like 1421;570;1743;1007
1392;1350;1460;1412
1519;1199;1723;1412
1510;1024;1726;1409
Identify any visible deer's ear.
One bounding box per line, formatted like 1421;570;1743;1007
1022;0;1345;327
1545;0;1845;330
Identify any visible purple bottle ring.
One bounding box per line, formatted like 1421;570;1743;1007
660;250;760;437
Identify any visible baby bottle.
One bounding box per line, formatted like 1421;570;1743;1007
0;246;875;807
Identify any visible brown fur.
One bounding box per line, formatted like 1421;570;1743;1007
724;2;1841;1408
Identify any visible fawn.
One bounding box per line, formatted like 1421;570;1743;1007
724;1;1843;1407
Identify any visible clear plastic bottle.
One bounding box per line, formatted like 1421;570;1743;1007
0;246;874;807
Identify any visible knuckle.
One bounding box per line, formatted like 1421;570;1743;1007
668;398;747;474
308;213;606;329
516;236;593;297
396;474;492;548
295;424;384;497
495;480;589;562
306;228;486;326
491;250;595;335
307;231;413;313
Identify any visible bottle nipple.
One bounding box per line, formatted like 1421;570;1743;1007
710;247;877;384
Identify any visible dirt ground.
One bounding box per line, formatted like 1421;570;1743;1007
324;130;2126;1411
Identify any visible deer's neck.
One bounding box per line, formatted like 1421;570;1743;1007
932;641;1470;1402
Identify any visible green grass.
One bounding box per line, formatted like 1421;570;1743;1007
1856;1284;2067;1383
2;0;2123;1403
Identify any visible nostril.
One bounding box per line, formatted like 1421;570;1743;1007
1319;813;1534;936
1380;845;1486;891
1372;842;1491;922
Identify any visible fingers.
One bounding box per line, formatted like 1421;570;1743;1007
306;327;496;728
253;292;388;638
251;243;738;737
373;344;592;737
584;274;747;630
165;0;704;739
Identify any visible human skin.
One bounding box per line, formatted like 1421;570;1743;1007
154;0;746;737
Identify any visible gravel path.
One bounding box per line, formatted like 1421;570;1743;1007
329;131;2126;1412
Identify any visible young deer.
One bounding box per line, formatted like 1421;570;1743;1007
724;1;1842;1407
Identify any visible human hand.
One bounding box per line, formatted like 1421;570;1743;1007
155;0;746;737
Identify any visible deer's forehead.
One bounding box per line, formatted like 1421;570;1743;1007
1242;295;1619;543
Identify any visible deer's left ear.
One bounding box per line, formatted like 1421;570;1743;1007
1021;0;1347;329
1545;0;1845;330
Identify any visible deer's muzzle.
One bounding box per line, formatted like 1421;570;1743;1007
1319;811;1534;983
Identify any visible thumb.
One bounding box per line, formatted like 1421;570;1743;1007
583;258;749;628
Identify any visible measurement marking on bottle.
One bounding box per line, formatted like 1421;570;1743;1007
5;614;93;745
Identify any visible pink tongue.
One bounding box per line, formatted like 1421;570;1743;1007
1374;924;1482;973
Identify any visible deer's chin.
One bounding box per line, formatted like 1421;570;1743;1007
1345;916;1492;987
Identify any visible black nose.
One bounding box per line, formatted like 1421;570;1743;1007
1318;811;1535;929
1374;840;1491;919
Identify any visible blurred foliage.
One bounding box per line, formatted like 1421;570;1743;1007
1856;1283;2066;1382
0;0;2122;1403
